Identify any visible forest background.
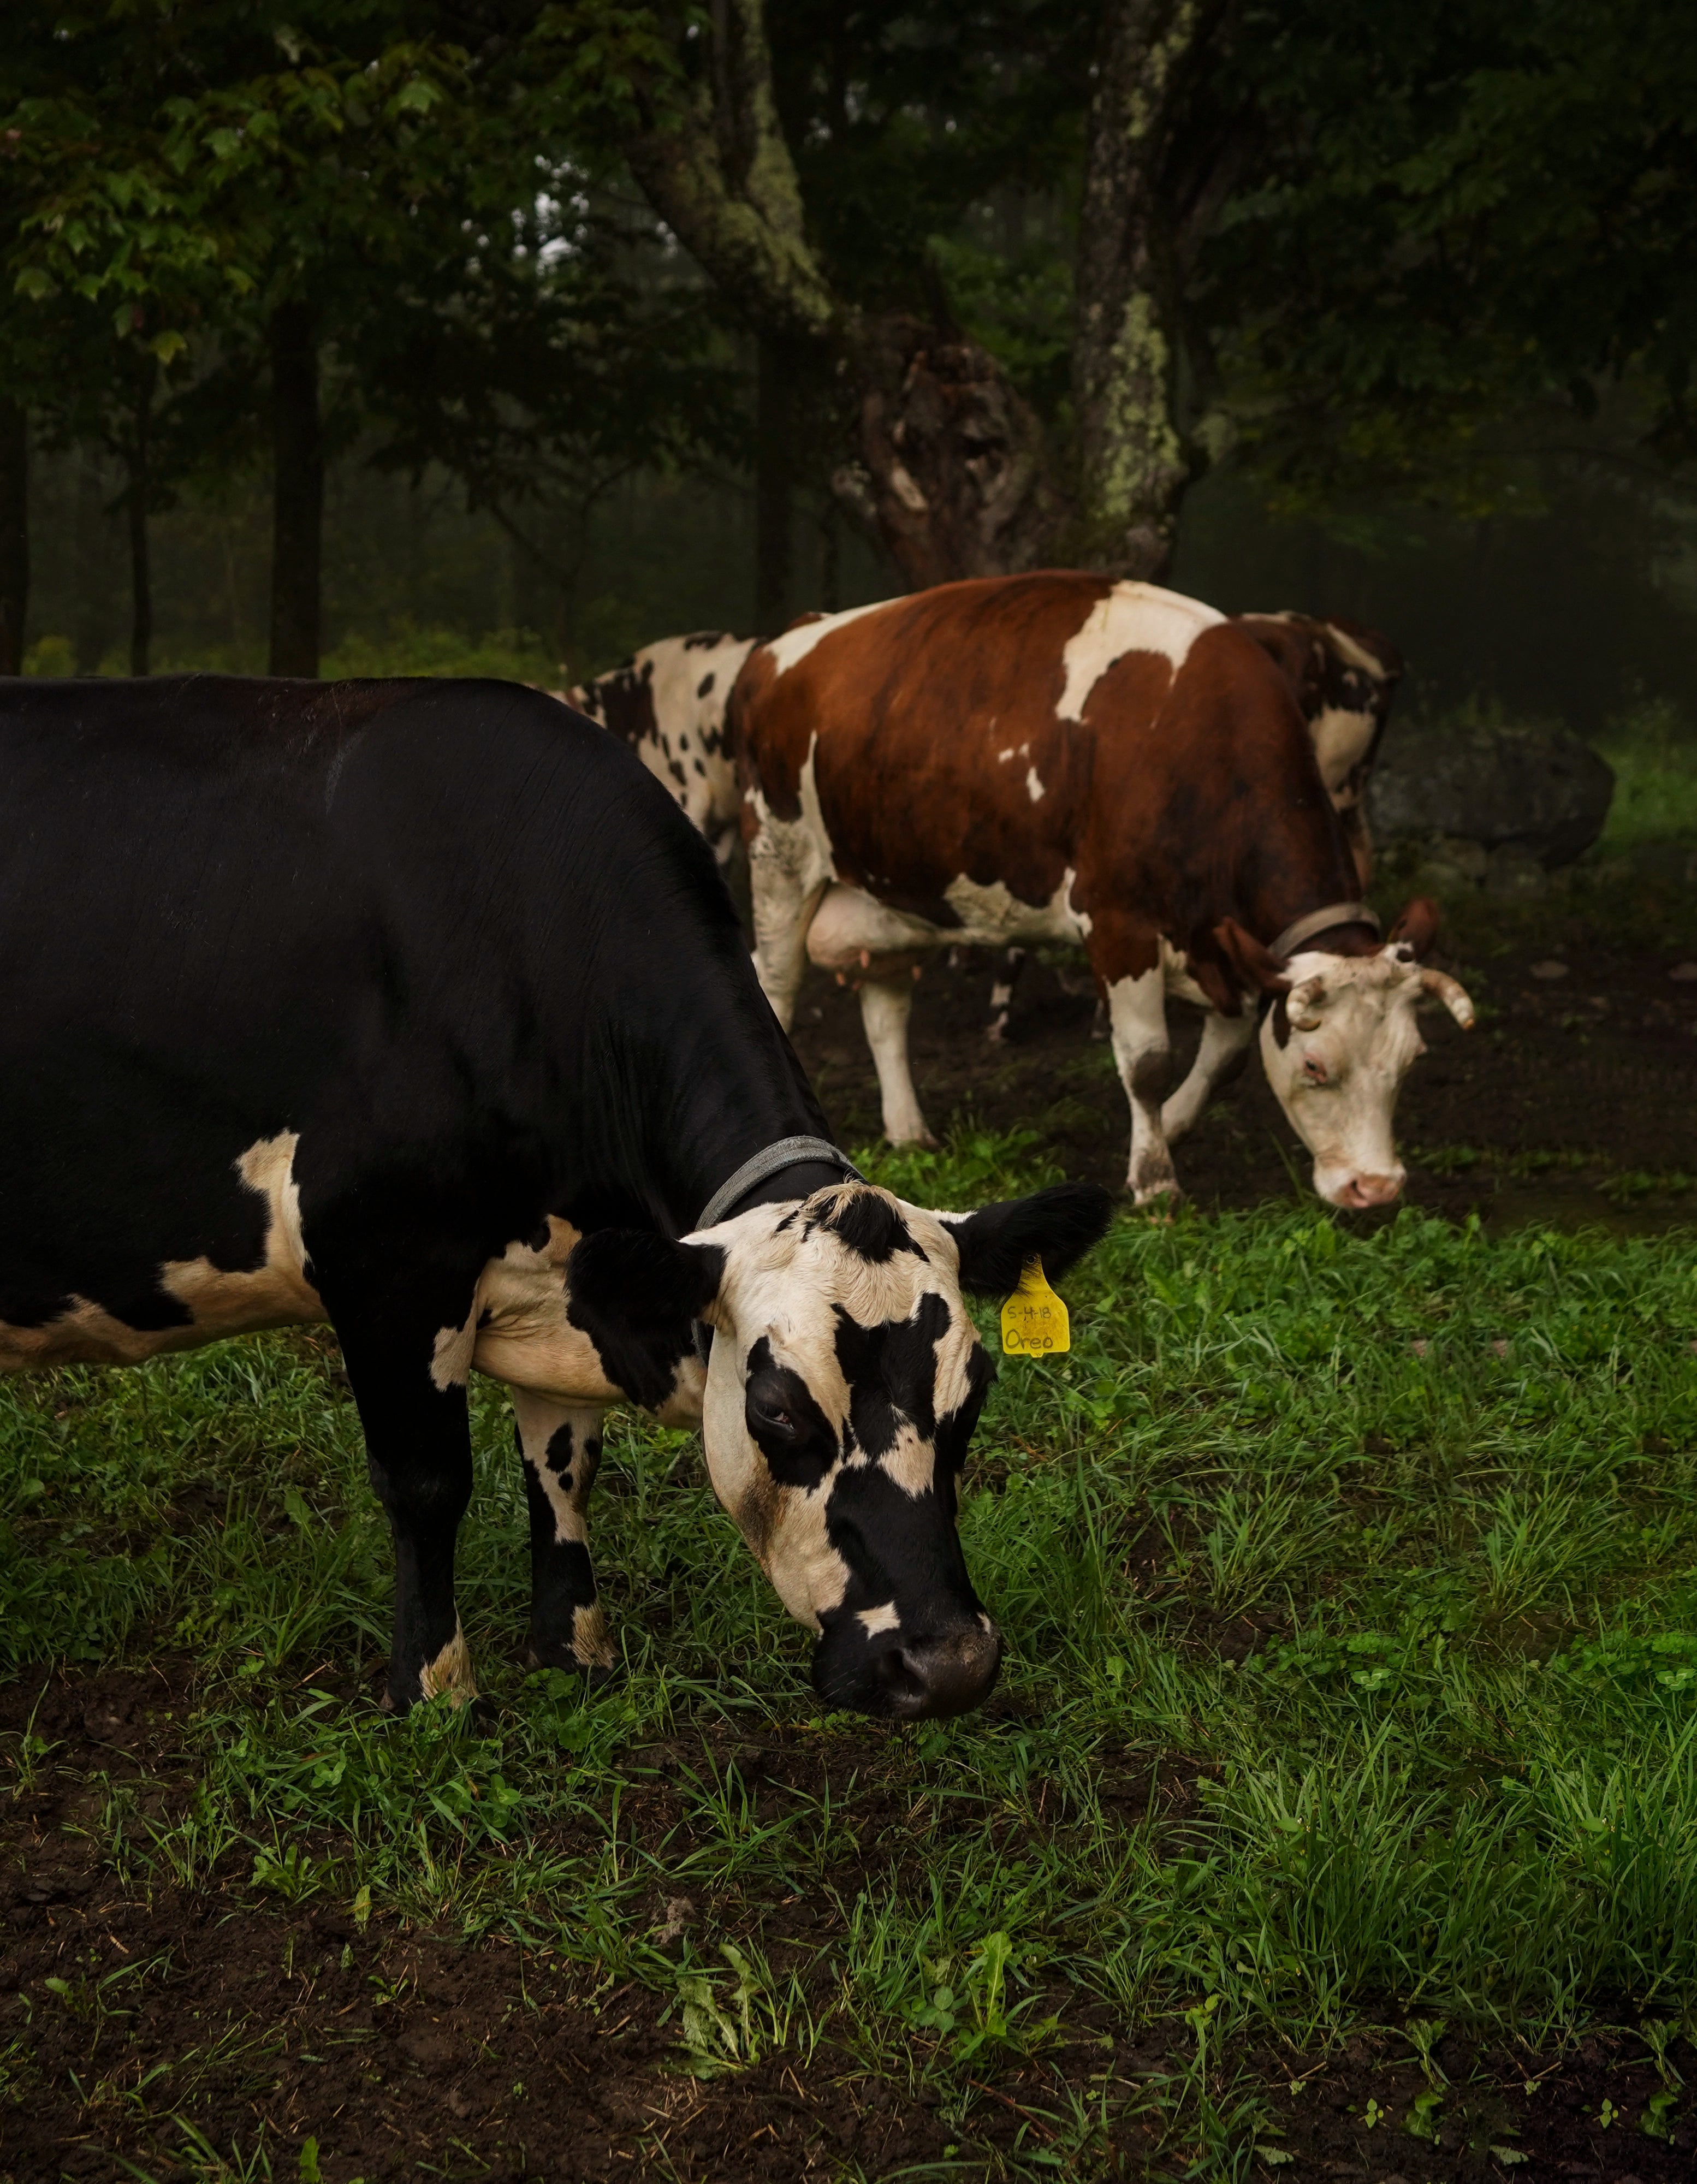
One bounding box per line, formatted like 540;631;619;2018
3;0;1696;743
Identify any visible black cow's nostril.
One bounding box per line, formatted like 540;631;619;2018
874;1625;1003;1720
874;1645;930;1711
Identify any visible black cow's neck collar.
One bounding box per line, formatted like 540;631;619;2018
695;1134;864;1231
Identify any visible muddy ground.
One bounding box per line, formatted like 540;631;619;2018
2;1663;1693;2183
788;889;1697;1228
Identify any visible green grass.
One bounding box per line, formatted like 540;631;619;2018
1598;697;1697;851
3;1137;1696;2170
20;620;562;687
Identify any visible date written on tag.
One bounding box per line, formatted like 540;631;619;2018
1000;1256;1070;1356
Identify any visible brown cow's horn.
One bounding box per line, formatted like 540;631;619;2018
1417;966;1475;1028
1287;975;1327;1030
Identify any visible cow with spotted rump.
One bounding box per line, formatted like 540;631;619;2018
731;573;1473;1209
0;675;1108;1720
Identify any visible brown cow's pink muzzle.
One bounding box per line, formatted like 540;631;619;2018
1334;1171;1405;1209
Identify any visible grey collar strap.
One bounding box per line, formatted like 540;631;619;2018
695;1135;865;1231
1269;900;1380;962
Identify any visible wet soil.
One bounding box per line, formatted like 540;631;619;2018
787;913;1697;1228
3;1664;1693;2181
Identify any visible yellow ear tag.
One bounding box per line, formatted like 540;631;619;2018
1000;1255;1070;1356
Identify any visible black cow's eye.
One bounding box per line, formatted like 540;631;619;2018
743;1351;834;1488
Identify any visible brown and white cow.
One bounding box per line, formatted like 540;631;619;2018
731;573;1471;1208
568;632;756;871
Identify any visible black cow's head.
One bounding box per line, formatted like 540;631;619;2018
568;1181;1109;1719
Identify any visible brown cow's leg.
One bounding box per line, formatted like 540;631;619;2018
512;1388;616;1679
1161;1006;1256;1144
987;947;1026;1043
1103;964;1179;1202
860;974;937;1146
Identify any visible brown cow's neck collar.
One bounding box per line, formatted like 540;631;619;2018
1269;900;1380;960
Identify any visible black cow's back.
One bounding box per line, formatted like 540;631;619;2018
0;676;818;1339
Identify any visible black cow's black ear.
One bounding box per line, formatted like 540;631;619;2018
566;1231;726;1410
941;1182;1113;1297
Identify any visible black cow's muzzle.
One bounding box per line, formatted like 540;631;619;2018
813;1616;1003;1722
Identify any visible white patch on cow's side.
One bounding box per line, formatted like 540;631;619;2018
764;598;898;679
1308;704;1376;798
0;1129;325;1373
858;1601;901;1637
1055;581;1225;723
430;1309;478;1392
419;1621;477;1706
1025;766;1046;803
998;746;1014;763
474;1225;705;1424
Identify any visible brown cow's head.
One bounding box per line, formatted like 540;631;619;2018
1218;901;1474;1209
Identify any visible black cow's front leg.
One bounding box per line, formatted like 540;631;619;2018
511;1388;616;1681
327;1291;480;1712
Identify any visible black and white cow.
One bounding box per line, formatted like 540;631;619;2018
567;632;755;873
0;676;1108;1719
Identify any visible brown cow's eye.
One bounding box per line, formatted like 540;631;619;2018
1302;1056;1327;1084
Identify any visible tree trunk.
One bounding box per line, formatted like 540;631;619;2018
0;400;28;675
834;315;1064;588
754;336;793;632
127;365;154;676
269;304;323;676
622;0;1064;589
1071;0;1230;579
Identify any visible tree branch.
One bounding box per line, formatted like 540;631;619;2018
622;0;835;345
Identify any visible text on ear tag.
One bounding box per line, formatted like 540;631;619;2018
1000;1255;1070;1356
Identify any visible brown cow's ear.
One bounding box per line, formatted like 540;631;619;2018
1388;898;1440;959
1214;918;1291;995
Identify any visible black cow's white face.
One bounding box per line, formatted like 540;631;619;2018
568;1180;1109;1720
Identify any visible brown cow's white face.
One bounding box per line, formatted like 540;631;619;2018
1259;944;1475;1207
567;1180;1110;1719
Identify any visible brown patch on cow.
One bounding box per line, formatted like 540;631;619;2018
737;577;1362;1007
